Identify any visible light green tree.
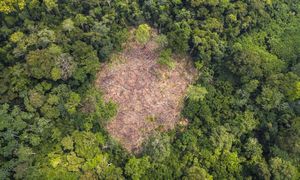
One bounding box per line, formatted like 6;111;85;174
10;31;24;43
44;0;58;11
256;86;284;110
0;0;26;14
51;67;62;81
135;24;151;47
187;85;208;101
61;136;74;151
62;18;75;32
291;81;300;100
64;92;81;114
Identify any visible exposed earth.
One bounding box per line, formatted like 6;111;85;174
96;31;196;152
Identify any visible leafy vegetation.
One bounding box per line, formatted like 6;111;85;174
0;0;299;179
157;49;175;69
135;24;151;47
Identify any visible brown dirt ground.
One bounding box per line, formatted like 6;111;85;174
95;30;196;152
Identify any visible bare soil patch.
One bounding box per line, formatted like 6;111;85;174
96;31;196;152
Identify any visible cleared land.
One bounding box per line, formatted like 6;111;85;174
96;31;196;152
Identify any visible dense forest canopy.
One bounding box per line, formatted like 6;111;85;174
0;0;299;179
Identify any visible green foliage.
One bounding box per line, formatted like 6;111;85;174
291;81;300;100
9;31;24;43
125;156;151;180
229;39;286;82
26;45;62;79
31;130;123;179
135;24;151;46
28;89;46;108
64;92;81;114
183;166;213;180
142;133;171;162
157;49;175;69
0;0;300;179
155;34;168;48
168;21;191;53
0;0;26;13
44;0;58;11
187;85;208;101
62;19;75;32
61;136;74;151
228;111;258;137
269;22;300;65
270;157;299;180
51;67;62;81
72;131;103;159
81;87;117;125
256;86;284;110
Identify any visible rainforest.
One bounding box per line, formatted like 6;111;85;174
0;0;300;179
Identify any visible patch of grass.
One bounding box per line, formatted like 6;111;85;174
146;115;157;123
108;54;126;68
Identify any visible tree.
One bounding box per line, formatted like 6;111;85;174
57;53;76;80
135;24;151;47
26;45;62;80
28;89;46;109
125;156;151;180
71;41;100;82
142;133;171;162
0;0;26;14
229;111;258;137
291;81;300;100
256;87;284;110
64;92;81;114
228;38;285;82
190;28;225;63
242;138;271;179
80;87;117;126
269;24;300;66
37;29;56;48
276;117;300;155
270;157;299;180
61;136;74;151
44;0;58;12
168;21;191;53
0;104;43;179
183;166;213;180
62;18;75;32
187;85;208;101
51;67;61;81
10;31;24;43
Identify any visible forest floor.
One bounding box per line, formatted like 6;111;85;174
96;30;196;152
